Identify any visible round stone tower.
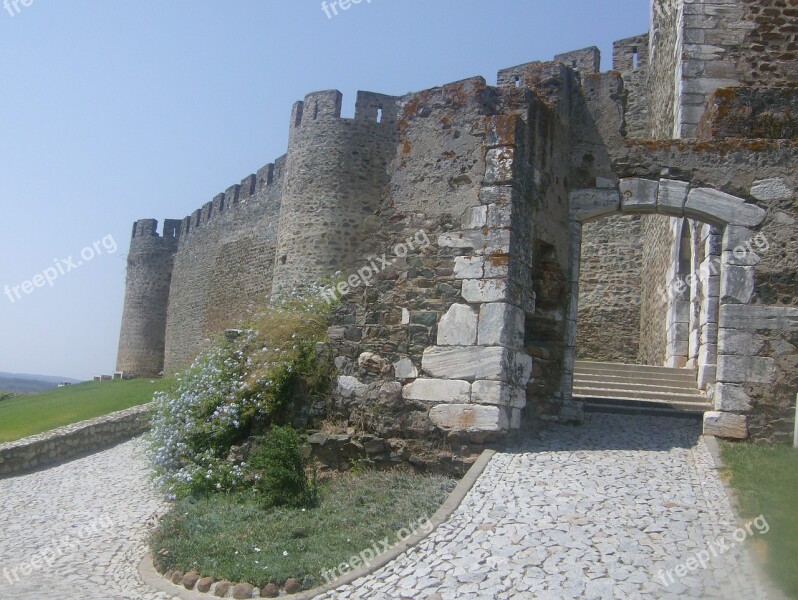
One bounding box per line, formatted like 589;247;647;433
271;89;399;292
116;219;180;376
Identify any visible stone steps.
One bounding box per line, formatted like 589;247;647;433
574;361;710;418
574;361;698;382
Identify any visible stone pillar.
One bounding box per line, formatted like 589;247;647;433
404;116;533;439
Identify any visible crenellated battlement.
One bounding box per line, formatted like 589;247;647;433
130;218;182;241
177;155;286;238
291;89;401;130
613;34;649;74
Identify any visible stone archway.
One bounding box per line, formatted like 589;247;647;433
563;178;767;438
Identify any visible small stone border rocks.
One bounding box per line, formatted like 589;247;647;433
0;403;153;477
138;449;496;599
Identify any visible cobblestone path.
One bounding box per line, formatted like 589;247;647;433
319;414;773;600
0;437;173;600
0;415;776;599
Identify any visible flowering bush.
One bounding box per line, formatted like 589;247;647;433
149;289;333;498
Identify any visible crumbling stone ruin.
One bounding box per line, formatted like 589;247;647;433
117;0;798;445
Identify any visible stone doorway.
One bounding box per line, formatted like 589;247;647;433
559;178;766;437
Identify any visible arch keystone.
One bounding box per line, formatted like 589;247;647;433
619;178;658;213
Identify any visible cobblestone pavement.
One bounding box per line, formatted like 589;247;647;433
320;414;775;600
0;437;174;600
0;415;777;600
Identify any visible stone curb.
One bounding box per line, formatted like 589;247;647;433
138;448;497;599
0;403;153;478
700;435;788;600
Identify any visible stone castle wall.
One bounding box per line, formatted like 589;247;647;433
638;215;675;365
163;159;285;373
576;215;643;362
116;2;798;443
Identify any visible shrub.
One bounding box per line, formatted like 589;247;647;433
248;426;317;509
149;288;333;498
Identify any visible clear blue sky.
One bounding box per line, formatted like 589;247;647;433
0;1;649;380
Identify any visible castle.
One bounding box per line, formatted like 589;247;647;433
117;0;798;444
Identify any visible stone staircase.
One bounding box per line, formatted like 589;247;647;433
573;361;712;419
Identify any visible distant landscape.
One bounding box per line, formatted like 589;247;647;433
0;372;82;394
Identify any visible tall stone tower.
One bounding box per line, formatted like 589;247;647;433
116;219;180;376
271;90;400;292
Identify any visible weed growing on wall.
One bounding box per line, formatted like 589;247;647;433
149;286;334;498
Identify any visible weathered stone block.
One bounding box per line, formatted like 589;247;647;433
453;256;484;279
429;404;509;432
422;346;532;385
483;255;509;278
438;230;510;255
461;279;509;303
569;188;620;221
461;206;488;229
657;179;690;216
478;302;524;349
720;265;754;304
479;185;515;206
619;178;658;213
484;147;516;184
437;304;478;346
487;204;512;228
750;178;794;202
703;411;748;439
685;188;766;227
402;379;471;403
719;305;798;331
393;358;418;380
423;346;505;380
697;364;716;389
714;383;752;412
337;376;369;399
717;355;776;384
471;381;526;408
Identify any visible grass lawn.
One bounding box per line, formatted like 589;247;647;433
720;441;798;599
151;470;456;591
0;378;171;443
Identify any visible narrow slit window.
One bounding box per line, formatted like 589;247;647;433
632;48;639;70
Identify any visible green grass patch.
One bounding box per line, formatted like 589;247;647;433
720;441;798;598
0;378;170;443
151;470;456;590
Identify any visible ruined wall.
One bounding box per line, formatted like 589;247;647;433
501;63;577;420
613;34;650;139
325;77;515;443
271;91;401;293
116;219;179;376
576;214;643;362
163;161;284;372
